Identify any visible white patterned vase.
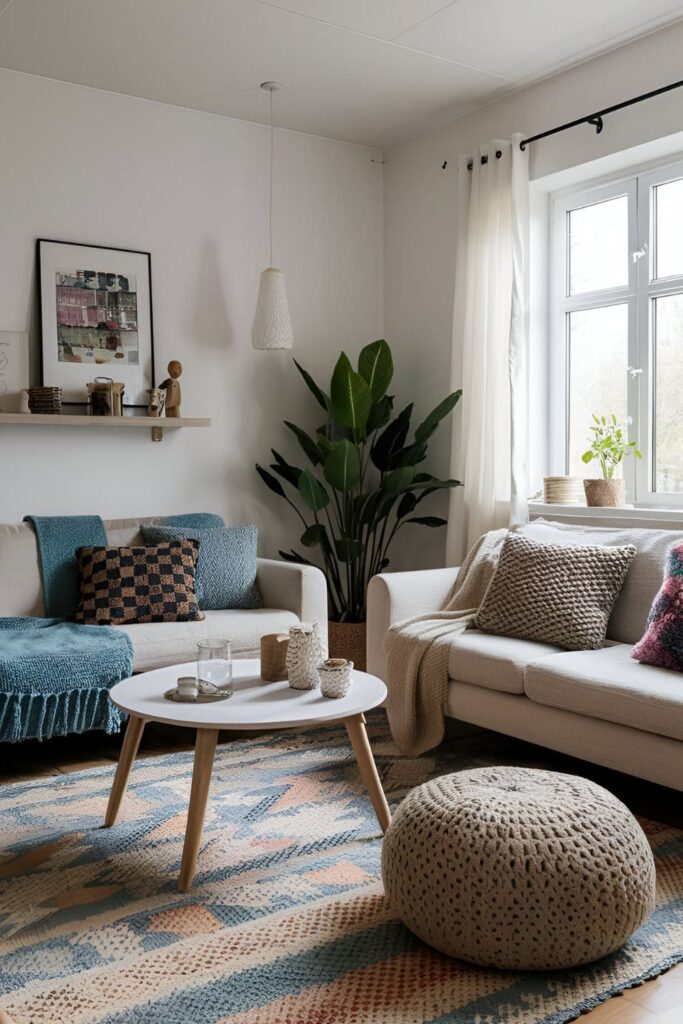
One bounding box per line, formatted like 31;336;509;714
286;622;325;690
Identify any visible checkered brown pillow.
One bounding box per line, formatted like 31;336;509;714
74;541;203;625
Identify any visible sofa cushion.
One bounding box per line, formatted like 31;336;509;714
475;533;636;650
140;524;262;611
632;542;683;672
524;644;683;742
75;541;203;625
519;521;683;645
121;608;300;672
448;630;564;694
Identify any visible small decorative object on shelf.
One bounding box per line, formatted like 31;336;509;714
319;658;353;699
261;632;289;682
543;476;583;504
146;387;166;417
0;331;29;412
286;622;324;690
18;390;30;414
28;386;62;414
160;360;182;417
87;377;125;416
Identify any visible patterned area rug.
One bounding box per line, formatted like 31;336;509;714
0;713;681;1024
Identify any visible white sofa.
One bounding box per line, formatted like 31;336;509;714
0;516;327;673
367;519;683;792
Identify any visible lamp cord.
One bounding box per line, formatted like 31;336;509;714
269;87;274;268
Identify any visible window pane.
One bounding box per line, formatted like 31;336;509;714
569;196;628;295
568;304;629;477
654;294;683;493
654;177;683;279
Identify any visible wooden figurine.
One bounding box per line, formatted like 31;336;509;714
146;387;166;417
160;360;182;418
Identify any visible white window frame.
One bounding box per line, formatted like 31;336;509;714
549;157;683;508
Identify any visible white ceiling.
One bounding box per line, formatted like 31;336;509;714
0;0;682;148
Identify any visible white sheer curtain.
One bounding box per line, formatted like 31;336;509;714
446;135;529;565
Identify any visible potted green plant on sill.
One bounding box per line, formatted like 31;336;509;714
256;340;462;669
581;414;641;507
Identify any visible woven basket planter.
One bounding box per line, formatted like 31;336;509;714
583;478;625;507
328;621;367;672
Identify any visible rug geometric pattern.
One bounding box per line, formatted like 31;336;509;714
0;713;681;1023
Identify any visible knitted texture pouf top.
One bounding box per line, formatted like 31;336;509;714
381;767;656;970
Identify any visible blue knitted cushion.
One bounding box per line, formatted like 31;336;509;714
140;524;262;611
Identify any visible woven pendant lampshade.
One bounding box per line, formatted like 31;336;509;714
252;268;293;350
252;82;293;351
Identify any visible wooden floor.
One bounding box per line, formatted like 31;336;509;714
0;722;680;1022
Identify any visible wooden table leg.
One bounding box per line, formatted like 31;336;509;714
345;713;391;834
104;715;146;827
178;728;219;893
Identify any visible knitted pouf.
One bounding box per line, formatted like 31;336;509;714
381;767;656;970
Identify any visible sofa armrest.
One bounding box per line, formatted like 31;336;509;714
256;558;328;626
366;567;460;680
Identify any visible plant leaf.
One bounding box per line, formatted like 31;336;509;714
414;390;462;444
297;469;330;511
366;394;394;433
323;439;361;493
371;403;412;471
358;339;393;402
330;352;372;432
410;475;461;491
405;516;448;527
278;549;313;565
382;465;415;496
294;359;329;411
396;492;417;518
270;449;302;487
284;421;323;466
256;464;286;498
300;524;331;551
390;441;428;469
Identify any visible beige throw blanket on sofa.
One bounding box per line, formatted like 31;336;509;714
384;529;507;756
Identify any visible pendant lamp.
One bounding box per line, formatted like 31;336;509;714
252;82;293;350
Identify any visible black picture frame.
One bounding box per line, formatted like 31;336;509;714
37;238;155;409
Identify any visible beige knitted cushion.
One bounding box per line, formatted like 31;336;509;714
475;533;636;650
382;767;655;970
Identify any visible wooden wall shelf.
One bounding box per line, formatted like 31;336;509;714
0;412;211;442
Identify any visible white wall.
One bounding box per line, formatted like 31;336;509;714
383;20;683;568
0;70;383;558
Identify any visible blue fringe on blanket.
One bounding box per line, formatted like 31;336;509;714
0;618;133;742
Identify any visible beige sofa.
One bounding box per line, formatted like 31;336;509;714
0;516;327;672
367;520;683;792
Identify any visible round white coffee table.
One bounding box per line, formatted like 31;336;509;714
106;659;389;891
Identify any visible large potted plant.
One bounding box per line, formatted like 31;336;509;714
256;340;462;669
581;414;641;507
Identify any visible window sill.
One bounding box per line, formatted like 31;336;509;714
528;501;683;528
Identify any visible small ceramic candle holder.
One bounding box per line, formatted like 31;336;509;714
177;676;199;700
318;658;353;699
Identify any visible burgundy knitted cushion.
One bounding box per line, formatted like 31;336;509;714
632;543;683;672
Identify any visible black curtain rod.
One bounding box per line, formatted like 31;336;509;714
445;76;683;171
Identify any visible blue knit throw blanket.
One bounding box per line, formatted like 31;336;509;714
0;618;133;742
23;515;107;618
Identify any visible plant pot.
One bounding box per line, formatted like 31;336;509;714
543;476;583;504
583;478;625;508
328;621;366;672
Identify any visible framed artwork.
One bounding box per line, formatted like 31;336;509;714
37;239;155;408
0;331;29;412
